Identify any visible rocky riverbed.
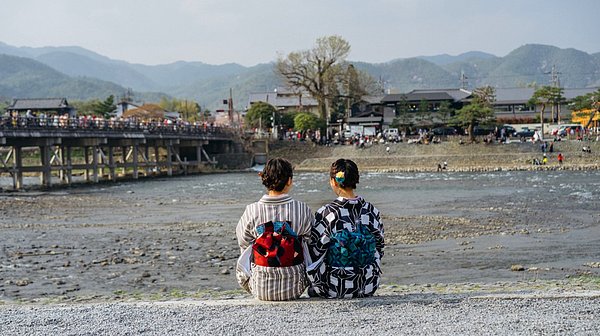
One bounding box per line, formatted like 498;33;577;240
269;138;600;172
0;139;599;306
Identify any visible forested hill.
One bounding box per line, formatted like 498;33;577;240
1;42;599;108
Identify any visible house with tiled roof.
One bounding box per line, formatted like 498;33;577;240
493;87;598;122
6;98;75;117
246;87;318;115
345;96;394;134
382;89;471;111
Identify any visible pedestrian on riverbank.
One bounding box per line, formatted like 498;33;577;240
236;158;313;301
557;152;564;165
306;159;384;298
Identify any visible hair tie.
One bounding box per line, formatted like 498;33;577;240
335;171;345;184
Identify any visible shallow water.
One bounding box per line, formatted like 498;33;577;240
1;169;598;297
3;170;598;223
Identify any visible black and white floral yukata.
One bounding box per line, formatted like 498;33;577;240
306;196;384;298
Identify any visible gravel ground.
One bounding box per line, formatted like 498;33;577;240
1;292;599;335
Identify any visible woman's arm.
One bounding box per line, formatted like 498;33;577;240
307;207;331;261
236;205;255;253
370;207;385;257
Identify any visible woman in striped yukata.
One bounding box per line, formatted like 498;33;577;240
306;158;384;298
236;158;314;301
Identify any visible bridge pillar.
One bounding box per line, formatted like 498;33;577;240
166;144;173;176
144;145;150;176
66;146;73;185
154;145;160;174
84;147;90;182
59;146;66;183
196;145;203;164
121;146;127;176
108;146;116;181
92;145;99;183
40;145;52;188
13;146;23;190
132;143;139;179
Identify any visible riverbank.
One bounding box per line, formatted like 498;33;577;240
1;151;599;335
1;169;599;305
2;290;599;335
269;138;600;172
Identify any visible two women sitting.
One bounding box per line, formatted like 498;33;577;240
236;157;384;300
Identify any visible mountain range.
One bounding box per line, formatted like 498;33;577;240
1;41;599;110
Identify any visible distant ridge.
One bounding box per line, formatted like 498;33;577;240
1;42;599;108
416;51;497;65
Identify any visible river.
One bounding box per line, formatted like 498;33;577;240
0;170;599;301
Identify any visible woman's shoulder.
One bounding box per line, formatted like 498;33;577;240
289;198;312;211
315;199;345;216
357;197;380;215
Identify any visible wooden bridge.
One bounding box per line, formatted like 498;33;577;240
0;117;251;189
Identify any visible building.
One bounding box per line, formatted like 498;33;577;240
493;87;598;123
246;87;319;115
345;96;394;135
6;98;75;117
118;101;179;120
380;89;470;128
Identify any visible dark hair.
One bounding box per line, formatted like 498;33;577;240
330;158;359;189
261;158;293;192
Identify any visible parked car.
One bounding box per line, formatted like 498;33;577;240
558;125;584;137
499;125;517;137
383;128;399;138
472;126;495;136
432;126;457;136
515;127;536;139
342;130;354;138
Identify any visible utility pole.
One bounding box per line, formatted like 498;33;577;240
460;72;469;90
228;88;234;127
548;65;562;123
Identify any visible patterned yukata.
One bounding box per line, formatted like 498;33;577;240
306;196;384;298
236;194;313;301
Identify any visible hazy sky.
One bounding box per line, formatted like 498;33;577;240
2;0;599;66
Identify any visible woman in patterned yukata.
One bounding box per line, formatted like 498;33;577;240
236;158;314;301
306;158;384;298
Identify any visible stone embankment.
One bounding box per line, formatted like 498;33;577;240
269;138;600;172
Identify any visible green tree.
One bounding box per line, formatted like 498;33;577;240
71;99;100;116
438;100;453;124
570;88;600;110
176;100;200;122
159;97;201;122
279;110;298;130
528;86;564;134
392;95;411;131
92;95;116;118
294;112;324;132
453;86;496;141
245;101;277;130
415;99;431;127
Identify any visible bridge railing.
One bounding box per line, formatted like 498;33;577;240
0;116;236;138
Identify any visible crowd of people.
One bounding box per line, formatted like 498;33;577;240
0;111;226;135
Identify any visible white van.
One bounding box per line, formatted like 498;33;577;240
383;128;399;138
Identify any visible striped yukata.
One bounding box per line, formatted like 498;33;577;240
306;196;384;298
236;194;313;301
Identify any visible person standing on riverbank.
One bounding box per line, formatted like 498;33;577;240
306;159;384;298
236;158;313;301
558;152;564;165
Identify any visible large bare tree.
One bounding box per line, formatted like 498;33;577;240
276;35;351;121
